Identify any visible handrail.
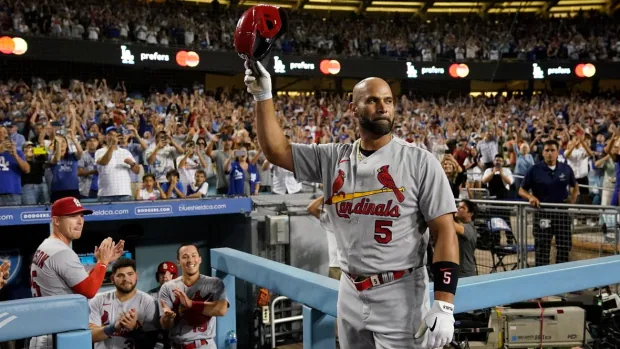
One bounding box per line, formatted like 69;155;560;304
212;248;620;349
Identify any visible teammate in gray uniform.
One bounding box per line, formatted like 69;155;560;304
89;258;159;349
149;261;178;349
245;63;460;349
29;197;125;349
158;244;229;349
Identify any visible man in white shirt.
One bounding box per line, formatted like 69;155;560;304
95;127;140;201
145;131;184;185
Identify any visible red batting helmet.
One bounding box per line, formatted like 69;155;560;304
156;262;178;281
234;4;288;61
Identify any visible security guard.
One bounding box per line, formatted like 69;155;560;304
518;139;579;266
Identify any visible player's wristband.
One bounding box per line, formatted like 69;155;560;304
253;91;272;102
103;324;116;337
432;261;459;295
191;300;204;312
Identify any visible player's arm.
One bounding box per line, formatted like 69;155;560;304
88;297;120;343
245;62;293;172
306;196;324;219
190;279;229;317
51;250;106;299
158;286;176;330
452;219;465;235
191;299;229;317
429;214;459;304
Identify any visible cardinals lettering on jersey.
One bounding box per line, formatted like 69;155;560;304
326;164;405;219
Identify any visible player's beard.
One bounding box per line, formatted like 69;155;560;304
359;114;393;136
115;282;137;294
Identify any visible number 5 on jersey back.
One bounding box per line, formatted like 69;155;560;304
374;220;393;244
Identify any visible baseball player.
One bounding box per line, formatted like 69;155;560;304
88;258;159;349
158;244;229;349
150;261;179;349
307;195;342;280
0;259;9;289
149;261;179;299
245;63;460;349
29;197;125;349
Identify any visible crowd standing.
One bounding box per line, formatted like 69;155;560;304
1;0;620;61
0;77;620;207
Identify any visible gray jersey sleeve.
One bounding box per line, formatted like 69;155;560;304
211;279;227;302
140;294;159;332
158;282;173;316
48;249;89;288
291;143;345;184
88;295;103;326
417;153;458;222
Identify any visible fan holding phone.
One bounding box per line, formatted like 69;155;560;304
224;144;260;196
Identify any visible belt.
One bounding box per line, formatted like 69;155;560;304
173;339;208;349
346;268;414;291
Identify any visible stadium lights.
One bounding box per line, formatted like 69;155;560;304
557;0;607;4
488;8;539;12
549;4;603;11
366;6;419;12
0;37;28;55
243;1;294;6
500;1;546;6
427;8;477;12
371;1;424;5
303;4;358;9
433;1;482;6
309;0;362;3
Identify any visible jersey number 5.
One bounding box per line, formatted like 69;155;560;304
30;271;42;298
374;220;393;244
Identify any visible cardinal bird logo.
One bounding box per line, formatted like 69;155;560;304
378;165;405;203
101;310;109;325
326;169;346;204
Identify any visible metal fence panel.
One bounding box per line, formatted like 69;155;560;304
523;205;619;268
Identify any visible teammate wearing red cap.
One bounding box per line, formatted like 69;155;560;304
29;196;126;349
149;261;178;299
150;261;178;349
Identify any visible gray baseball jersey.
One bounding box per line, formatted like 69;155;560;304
158;275;227;344
292;137;457;276
30;237;89;297
29;237;91;349
88;290;159;349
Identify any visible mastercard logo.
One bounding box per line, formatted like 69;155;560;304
575;63;595;78
0;37;28;55
448;63;469;78
176;51;200;68
320;60;341;75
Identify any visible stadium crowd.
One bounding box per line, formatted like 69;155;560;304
0;77;620;207
1;0;620;61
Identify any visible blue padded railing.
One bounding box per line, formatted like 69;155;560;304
211;248;620;349
0;294;91;348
